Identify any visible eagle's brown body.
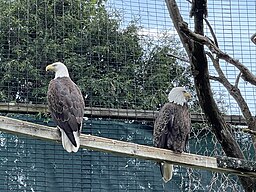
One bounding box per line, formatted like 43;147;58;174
153;102;190;152
47;77;85;151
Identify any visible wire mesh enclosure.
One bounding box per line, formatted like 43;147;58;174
0;0;255;191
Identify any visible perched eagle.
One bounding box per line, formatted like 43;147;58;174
153;87;191;182
46;62;85;153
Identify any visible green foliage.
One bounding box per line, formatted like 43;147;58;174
0;0;193;110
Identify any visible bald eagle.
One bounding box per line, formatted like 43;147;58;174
46;62;85;153
153;87;191;182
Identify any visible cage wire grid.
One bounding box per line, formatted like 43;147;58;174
0;0;255;191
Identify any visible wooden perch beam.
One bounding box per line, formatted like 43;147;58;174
0;115;255;178
0;102;248;125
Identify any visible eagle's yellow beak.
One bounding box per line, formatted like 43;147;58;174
46;64;55;72
184;92;191;100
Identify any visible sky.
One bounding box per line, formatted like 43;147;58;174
106;0;256;115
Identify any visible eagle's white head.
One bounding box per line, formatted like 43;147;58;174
168;87;191;106
46;62;70;79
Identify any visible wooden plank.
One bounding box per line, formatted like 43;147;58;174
217;156;256;172
0;102;48;113
0;102;247;125
0;115;255;177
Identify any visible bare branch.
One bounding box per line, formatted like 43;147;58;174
179;23;256;86
209;75;222;82
166;53;190;63
206;52;222;83
206;50;256;132
206;52;226;81
204;19;219;47
165;0;193;55
235;72;242;88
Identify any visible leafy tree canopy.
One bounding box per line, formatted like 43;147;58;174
0;0;193;110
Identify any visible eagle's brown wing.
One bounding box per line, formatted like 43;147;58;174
47;77;85;147
153;102;190;153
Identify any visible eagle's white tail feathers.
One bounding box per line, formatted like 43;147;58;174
73;131;80;152
59;128;80;153
161;162;173;183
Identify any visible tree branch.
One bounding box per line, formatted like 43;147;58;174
209;75;222;82
235;72;242;88
166;53;190;63
178;24;256;86
206;51;256;133
204;19;219;48
207;48;256;157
